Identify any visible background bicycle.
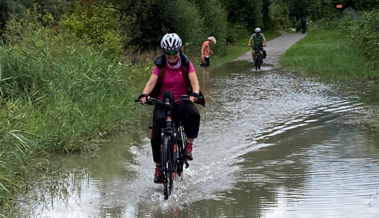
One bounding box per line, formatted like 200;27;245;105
251;45;267;71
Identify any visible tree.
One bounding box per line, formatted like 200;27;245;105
160;0;205;48
221;0;263;32
64;0;124;56
191;0;228;45
269;1;291;30
286;0;313;20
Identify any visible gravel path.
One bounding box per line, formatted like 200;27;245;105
234;33;307;67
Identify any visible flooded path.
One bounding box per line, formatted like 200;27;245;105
22;35;379;218
234;33;307;67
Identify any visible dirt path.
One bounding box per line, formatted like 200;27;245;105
234;33;307;67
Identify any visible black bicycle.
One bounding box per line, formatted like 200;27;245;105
135;91;190;200
251;45;267;71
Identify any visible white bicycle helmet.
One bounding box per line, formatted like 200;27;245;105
160;33;182;51
255;27;261;33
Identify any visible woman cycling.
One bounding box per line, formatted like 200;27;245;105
138;33;203;183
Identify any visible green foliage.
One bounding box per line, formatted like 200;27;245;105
287;0;312;19
269;1;291;30
221;0;263;33
354;0;379;11
0;0;70;40
317;7;379;70
161;0;205;49
308;0;335;21
191;0;228;46
225;23;249;44
33;0;70;19
340;8;379;68
0;0;27;19
64;0;123;57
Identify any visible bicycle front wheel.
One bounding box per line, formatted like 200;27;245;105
255;56;260;71
162;135;174;200
258;55;261;70
177;124;187;177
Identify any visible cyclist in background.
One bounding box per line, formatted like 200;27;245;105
248;27;267;65
138;33;204;183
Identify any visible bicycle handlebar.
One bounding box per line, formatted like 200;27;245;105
135;95;203;106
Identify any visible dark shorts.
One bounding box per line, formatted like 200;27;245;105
200;57;210;67
252;46;263;53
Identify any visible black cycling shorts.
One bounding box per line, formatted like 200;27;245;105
252;45;263;52
200;57;210;67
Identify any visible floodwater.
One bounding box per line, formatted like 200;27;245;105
22;61;379;217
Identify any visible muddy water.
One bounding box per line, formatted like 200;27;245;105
28;61;379;218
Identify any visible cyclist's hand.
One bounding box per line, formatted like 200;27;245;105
209;50;213;54
190;92;199;102
138;94;148;104
248;44;251;47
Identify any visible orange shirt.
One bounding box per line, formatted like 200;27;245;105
201;41;210;58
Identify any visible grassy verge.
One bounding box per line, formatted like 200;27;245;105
280;28;379;81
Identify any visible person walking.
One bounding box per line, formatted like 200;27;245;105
301;17;307;34
138;33;204;183
200;36;216;78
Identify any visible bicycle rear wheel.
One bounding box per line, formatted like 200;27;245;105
162;135;174;200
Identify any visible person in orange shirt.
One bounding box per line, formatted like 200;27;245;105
200;36;216;76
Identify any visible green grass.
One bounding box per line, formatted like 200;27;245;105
280;28;379;82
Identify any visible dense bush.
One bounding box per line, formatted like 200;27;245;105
64;0;124;57
192;0;228;47
269;2;291;30
338;8;379;65
161;0;205;50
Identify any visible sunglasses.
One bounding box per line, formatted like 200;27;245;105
165;50;179;56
